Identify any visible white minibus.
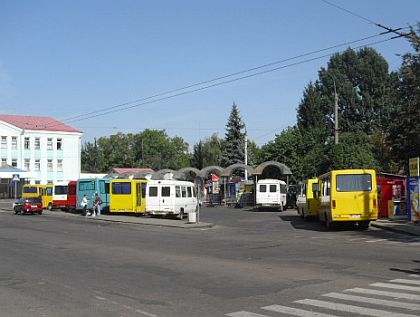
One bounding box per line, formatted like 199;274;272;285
255;179;287;211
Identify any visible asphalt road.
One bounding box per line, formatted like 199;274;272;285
1;202;420;317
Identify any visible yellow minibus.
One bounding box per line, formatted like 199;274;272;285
22;184;54;209
296;178;319;219
317;169;377;229
109;179;147;214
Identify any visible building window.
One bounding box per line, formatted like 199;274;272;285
11;137;17;149
47;159;53;171
1;136;7;149
24;137;30;149
11;159;17;167
1;158;6;166
57;159;63;171
57;138;62;150
47;180;53;184
24;159;30;170
35;138;40;150
35;160;40;171
47;138;53;150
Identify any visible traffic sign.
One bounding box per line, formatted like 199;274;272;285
12;174;20;182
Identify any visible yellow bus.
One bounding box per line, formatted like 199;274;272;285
109;179;147;214
296;178;319;219
317;169;378;229
22;184;54;209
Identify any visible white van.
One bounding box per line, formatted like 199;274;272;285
146;180;197;219
255;179;287;211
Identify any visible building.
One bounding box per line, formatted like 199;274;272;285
0;114;82;197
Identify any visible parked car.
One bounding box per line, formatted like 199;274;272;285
13;197;43;215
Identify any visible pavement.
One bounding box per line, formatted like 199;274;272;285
371;218;420;236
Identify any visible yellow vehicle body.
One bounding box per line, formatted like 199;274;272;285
109;179;147;213
318;169;378;229
22;184;53;209
296;178;319;218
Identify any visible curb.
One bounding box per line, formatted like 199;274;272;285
371;222;420;237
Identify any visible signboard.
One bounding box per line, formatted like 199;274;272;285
12;174;20;182
408;176;420;222
409;157;420;177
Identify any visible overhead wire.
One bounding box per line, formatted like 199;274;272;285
43;30;401;129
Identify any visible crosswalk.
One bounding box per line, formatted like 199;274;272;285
226;275;420;316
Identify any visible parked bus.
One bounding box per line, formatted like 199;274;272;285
145;180;197;219
76;178;110;214
296;178;319;219
255;179;287;211
22;184;53;209
317;169;378;229
52;181;77;210
109;179;148;214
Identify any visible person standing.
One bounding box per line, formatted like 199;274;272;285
81;194;88;216
93;192;102;217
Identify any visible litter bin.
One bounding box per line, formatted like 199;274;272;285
188;212;197;223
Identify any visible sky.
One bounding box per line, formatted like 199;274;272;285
1;0;419;151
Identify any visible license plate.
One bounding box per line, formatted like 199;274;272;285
350;214;360;218
31;205;38;208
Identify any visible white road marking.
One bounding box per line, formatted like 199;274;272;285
135;309;158;317
409;274;420;278
390;279;420;286
226;311;270;317
94;296;106;301
295;299;418;317
345;287;420;300
323;292;420;310
262;304;339;316
365;239;387;243
371;282;420;292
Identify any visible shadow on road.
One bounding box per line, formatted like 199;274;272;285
390;261;420;275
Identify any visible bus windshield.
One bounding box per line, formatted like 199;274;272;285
23;187;38;194
336;174;372;192
55;186;67;195
79;181;96;191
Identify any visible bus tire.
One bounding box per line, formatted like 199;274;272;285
325;214;333;230
358;221;370;229
47;203;52;211
178;210;184;220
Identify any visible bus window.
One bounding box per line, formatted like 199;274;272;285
112;182;131;194
99;180;109;194
260;185;267;192
46;187;53;196
269;185;277;192
141;183;146;198
181;186;187;198
187;187;192;197
312;183;318;194
79;181;95;191
175;186;181;198
55;186;67;195
149;187;158;197
336;174;372;192
24;186;38;194
162;186;170;197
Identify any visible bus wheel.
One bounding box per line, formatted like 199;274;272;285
358;221;370;229
47;203;52;211
325;214;333;230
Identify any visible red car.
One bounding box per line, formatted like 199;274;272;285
13;197;43;215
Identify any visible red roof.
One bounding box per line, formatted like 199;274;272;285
0;114;81;133
112;168;154;174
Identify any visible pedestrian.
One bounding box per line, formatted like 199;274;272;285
81;194;88;216
93;192;102;217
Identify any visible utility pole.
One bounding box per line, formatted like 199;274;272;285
331;75;339;144
244;129;248;180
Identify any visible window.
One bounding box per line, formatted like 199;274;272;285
1;136;7;149
35;138;40;150
322;177;331;196
24;137;30;149
99;180;109;194
181;186;187;198
79;181;95;191
23;186;38;194
47;138;53;150
260;185;267;192
187;187;192;197
54;185;67;195
47;159;53;171
112;182;131;194
35;160;40;171
57;138;62;150
175;186;181;198
269;184;277;192
336;174;372;192
11;137;17;149
141;183;146;198
162;186;171;197
57;159;63;171
312;183;318;195
11;159;17;167
149;186;158;197
280;184;287;194
24;159;30;170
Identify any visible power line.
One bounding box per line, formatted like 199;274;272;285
44;31;397;129
320;0;377;25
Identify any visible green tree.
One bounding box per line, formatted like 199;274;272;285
389;24;420;171
81;138;105;172
221;102;245;167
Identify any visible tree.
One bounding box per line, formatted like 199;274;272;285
191;133;224;169
389;24;420;171
221;102;245;167
81;138;105;172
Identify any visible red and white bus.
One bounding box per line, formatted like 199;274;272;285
52;181;77;210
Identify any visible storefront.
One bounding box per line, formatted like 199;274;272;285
0;166;36;199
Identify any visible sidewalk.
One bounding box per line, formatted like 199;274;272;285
1;205;214;229
371;219;420;237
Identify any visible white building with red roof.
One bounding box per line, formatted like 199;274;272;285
0;114;82;195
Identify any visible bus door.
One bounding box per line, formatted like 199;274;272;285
147;184;160;211
161;185;173;212
41;186;53;209
135;182;146;213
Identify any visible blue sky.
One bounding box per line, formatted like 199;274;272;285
1;0;419;150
